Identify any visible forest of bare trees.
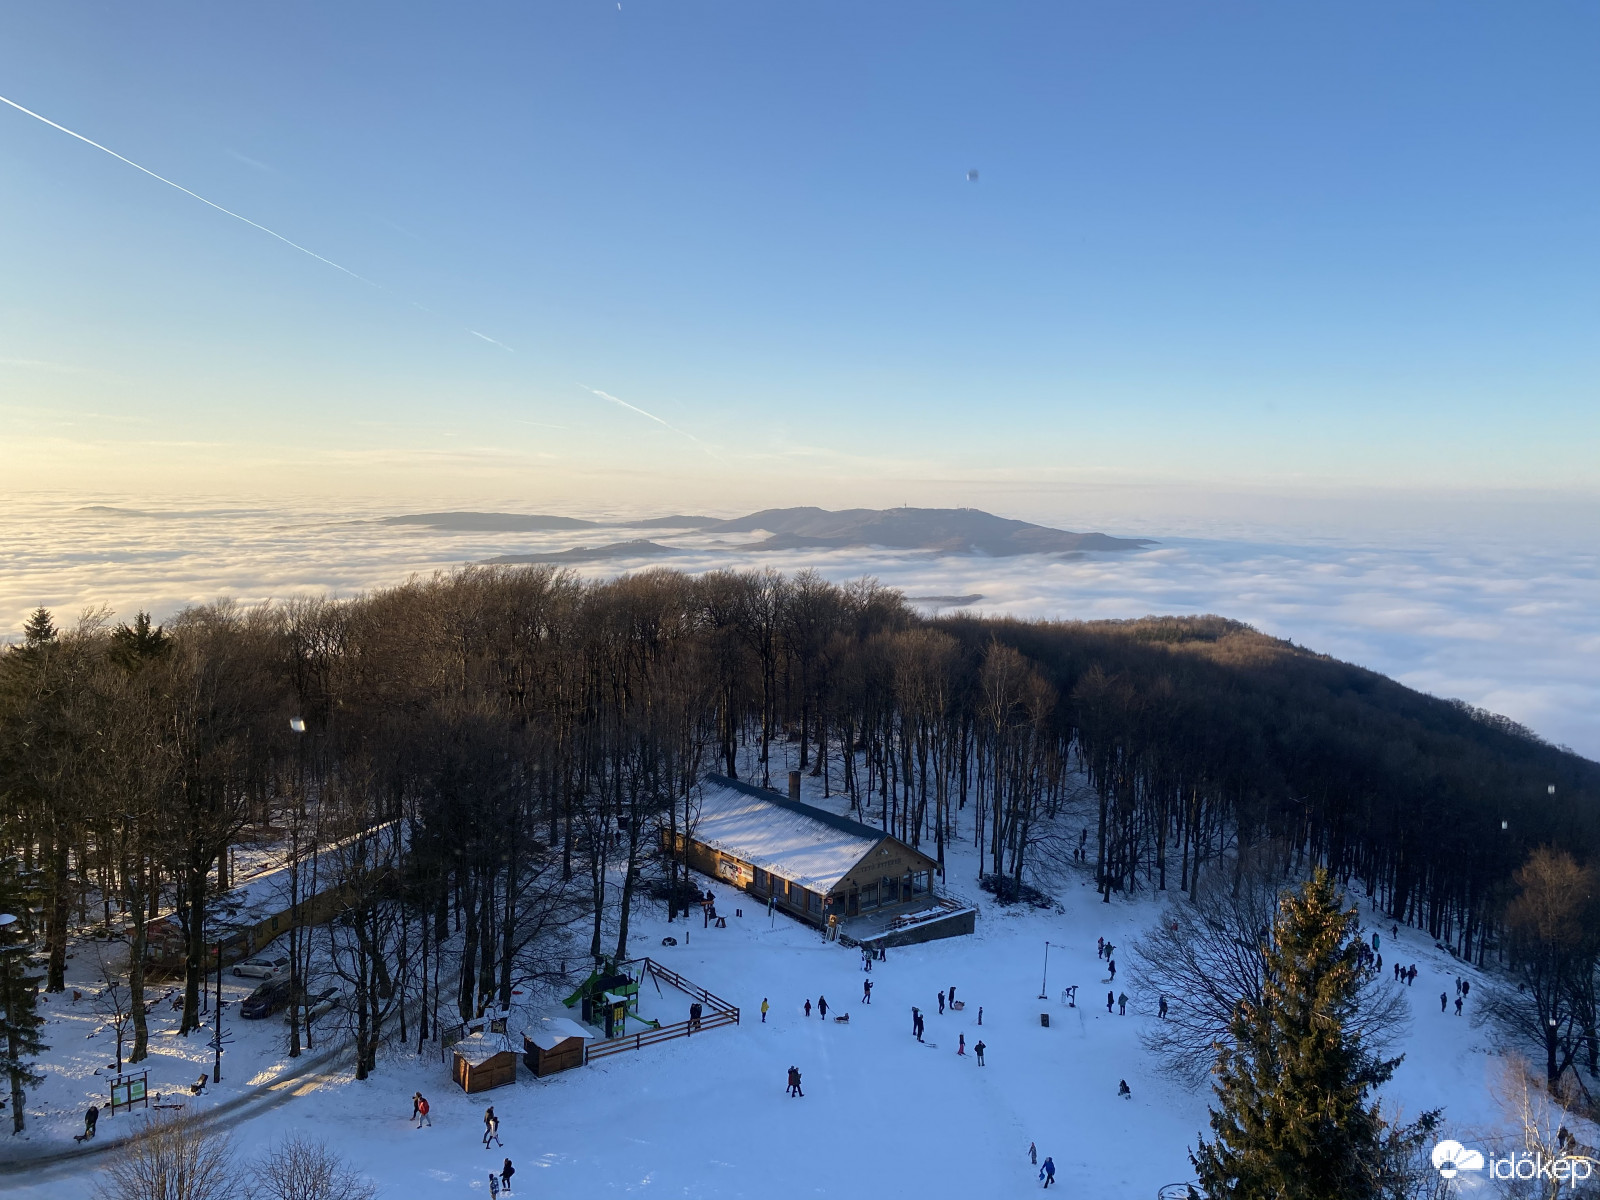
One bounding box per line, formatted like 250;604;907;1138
2;565;1598;1122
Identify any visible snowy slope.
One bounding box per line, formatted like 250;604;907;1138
0;773;1535;1198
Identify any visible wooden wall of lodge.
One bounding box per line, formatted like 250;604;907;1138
667;832;939;926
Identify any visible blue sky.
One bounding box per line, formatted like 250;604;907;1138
2;2;1596;512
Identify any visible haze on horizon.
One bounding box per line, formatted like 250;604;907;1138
2;2;1596;516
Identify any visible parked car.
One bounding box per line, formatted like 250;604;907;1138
286;986;343;1024
241;976;294;1020
233;952;290;980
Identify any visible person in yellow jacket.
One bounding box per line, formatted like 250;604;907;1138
761;997;770;1023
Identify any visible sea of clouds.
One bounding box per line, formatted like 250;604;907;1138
4;493;1596;760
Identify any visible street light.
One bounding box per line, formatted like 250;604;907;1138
1039;941;1059;1000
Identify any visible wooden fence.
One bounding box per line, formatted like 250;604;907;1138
583;957;739;1063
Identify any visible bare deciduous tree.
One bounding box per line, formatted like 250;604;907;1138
252;1132;379;1200
94;1112;239;1200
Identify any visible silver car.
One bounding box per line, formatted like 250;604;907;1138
232;952;290;980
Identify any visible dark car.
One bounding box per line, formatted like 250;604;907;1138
241;976;293;1020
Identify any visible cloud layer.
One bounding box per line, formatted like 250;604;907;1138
5;494;1596;760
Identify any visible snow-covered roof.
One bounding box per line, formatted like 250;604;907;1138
690;775;887;893
527;1017;593;1050
453;1032;515;1066
208;820;406;930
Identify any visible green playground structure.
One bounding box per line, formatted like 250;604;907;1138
563;960;650;1021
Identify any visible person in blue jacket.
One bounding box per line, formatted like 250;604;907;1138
1041;1156;1057;1187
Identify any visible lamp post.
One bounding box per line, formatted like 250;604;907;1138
1039;941;1057;1000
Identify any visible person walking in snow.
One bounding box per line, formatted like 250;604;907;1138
1441;991;1448;1012
489;1172;500;1199
818;995;828;1018
1108;959;1116;982
948;985;956;1006
789;1066;805;1097
805;999;812;1017
915;1011;925;1042
416;1095;431;1127
978;1006;983;1025
1097;937;1105;959
1041;1156;1056;1187
1455;995;1463;1016
974;1039;986;1065
1158;995;1168;1019
1106;990;1115;1013
83;1105;98;1140
957;1033;965;1056
1408;965;1417;986
1118;992;1128;1015
411;1091;423;1121
1462;979;1470;998
501;1159;515;1192
761;997;769;1023
863;979;872;1003
938;990;946;1014
1029;1141;1037;1166
483;1106;501;1147
1118;1079;1131;1099
1372;931;1380;952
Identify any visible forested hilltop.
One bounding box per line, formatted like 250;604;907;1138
0;565;1594;1079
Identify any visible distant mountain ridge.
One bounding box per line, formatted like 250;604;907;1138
382;512;598;532
487;540;679;565
387;506;1152;559
699;507;1150;555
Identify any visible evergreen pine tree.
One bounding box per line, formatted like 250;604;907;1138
1191;869;1405;1200
0;865;47;1135
110;611;171;671
20;607;55;648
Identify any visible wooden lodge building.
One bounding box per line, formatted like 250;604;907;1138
669;774;976;948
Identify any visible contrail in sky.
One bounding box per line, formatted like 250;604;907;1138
0;93;516;351
580;386;724;462
470;330;516;352
0;93;374;285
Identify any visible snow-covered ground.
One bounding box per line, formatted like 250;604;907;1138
0;775;1542;1195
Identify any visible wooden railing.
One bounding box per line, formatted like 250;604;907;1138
583;957;739;1063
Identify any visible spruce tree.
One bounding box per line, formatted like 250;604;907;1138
1191;869;1401;1200
0;865;47;1135
110;611;170;671
20;607;55;647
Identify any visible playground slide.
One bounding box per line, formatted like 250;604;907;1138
563;971;600;1008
